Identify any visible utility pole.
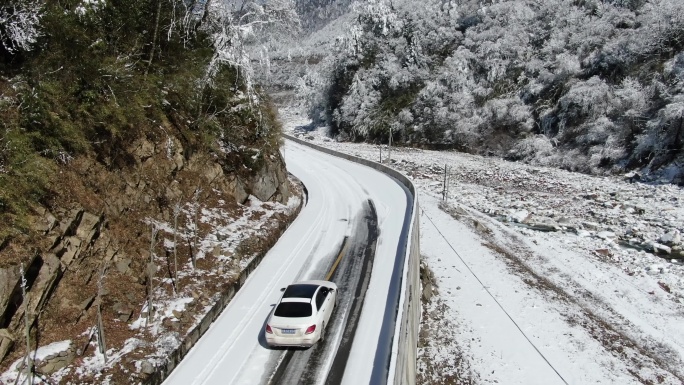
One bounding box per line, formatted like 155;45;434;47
388;125;392;164
442;164;448;201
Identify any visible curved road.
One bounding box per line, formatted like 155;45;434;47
162;140;410;385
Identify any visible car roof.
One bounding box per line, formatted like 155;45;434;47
282;283;319;300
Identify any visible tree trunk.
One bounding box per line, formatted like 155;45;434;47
145;0;163;77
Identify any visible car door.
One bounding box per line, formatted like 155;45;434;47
315;288;327;325
322;287;334;324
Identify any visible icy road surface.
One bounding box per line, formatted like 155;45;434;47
162;140;409;385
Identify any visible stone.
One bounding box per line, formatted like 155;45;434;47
57;237;83;268
473;220;488;232
557;217;578;230
575;229;591;237
234;179;249;204
10;254;63;332
0;329;14;362
597;231;616;240
509;209;530;223
140;360;155;374
528;217;561;232
34;341;75;375
75;212;102;241
35;209;59;234
653;243;672;255
660;230;681;246
248;161;280;202
79;295;96;312
172;310;183;319
119;312;132;322
115;258;132;274
112;302;131;315
583;221;600;230
133;138;155;162
421;282;434;302
0;267;20;327
58;209;84;236
624;171;641;182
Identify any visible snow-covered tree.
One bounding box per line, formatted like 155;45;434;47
0;0;42;54
199;0;300;98
308;0;684;176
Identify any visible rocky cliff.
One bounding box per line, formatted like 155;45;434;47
0;129;296;382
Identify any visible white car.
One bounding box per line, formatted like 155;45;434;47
265;280;337;348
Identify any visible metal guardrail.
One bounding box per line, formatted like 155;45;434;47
283;134;420;385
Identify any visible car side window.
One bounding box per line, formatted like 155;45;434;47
315;289;326;310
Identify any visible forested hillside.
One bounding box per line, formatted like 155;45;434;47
0;0;299;243
0;1;300;381
301;0;684;181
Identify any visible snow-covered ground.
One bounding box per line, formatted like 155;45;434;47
280;107;684;384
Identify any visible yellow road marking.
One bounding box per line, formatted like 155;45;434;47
325;239;350;281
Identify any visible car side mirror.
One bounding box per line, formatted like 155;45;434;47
280;287;286;292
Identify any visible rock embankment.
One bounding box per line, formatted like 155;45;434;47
0;132;294;383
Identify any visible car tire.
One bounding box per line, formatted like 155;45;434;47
320;322;325;342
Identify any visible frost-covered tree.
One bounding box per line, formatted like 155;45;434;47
0;0;42;55
309;0;684;179
199;0;300;97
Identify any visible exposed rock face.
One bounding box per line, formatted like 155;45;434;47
0;330;13;363
8;254;62;333
0;131;292;369
247;154;291;203
0;268;20;328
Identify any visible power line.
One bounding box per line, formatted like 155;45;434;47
421;208;571;385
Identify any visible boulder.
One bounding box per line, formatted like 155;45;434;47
140;360;155;374
653;243;672;255
660;230;681;246
527;217;561;232
248;159;283;203
509;209;530;223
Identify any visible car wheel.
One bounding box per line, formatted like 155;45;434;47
320;322;325;342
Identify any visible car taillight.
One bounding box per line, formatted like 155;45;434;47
266;325;273;334
305;324;316;335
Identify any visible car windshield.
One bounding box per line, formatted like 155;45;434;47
274;302;312;318
282;284;319;299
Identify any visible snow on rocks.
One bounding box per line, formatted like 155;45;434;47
0;340;75;383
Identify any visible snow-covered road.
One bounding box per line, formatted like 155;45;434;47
279;107;684;385
162;140;409;385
